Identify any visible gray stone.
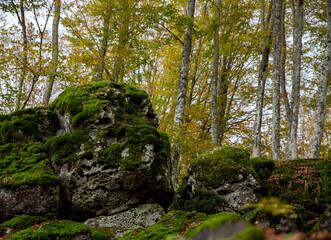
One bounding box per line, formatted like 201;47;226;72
84;203;165;229
0;184;60;223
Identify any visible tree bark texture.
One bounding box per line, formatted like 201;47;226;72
172;0;196;187
211;0;221;145
43;0;61;104
174;0;196;127
96;2;111;82
310;0;331;158
288;0;303;159
252;0;273;158
272;0;282;160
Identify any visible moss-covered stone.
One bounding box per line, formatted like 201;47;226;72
0;215;48;235
171;147;259;214
120;210;208;240
0;141;58;188
4;220;93;240
250;157;275;180
261;159;331;216
190;147;256;188
243;197;306;233
311;207;331;233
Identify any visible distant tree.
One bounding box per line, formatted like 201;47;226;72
311;0;331;158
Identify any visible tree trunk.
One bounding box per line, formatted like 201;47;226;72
14;0;28;110
172;0;196;187
211;0;221;145
288;0;303;159
310;0;331;158
43;0;61;104
96;2;111;82
272;0;282;160
218;57;230;145
252;0;273;158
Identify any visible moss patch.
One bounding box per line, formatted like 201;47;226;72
0;141;58;188
0;215;48;234
44;130;90;164
261;159;331;215
183;212;242;238
243;197;306;232
169;178;227;214
4;220;92;240
190;147;256;188
49;80;154;129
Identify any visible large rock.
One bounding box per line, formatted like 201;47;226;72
0;184;59;223
170;147;260;214
46;81;173;220
0;81;173;222
0;109;60;223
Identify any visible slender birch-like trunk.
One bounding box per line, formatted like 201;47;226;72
43;0;61;104
252;0;273;157
310;0;331;158
272;0;282;160
288;0;303;159
12;0;28;110
96;2;111;82
172;0;196;186
211;0;221;145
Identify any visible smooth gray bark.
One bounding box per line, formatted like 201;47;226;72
288;0;303;159
310;0;331;158
252;0;273;158
96;2;111;82
211;0;221;145
43;0;61;104
172;0;196;187
272;0;282;160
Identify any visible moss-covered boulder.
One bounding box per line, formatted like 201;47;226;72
46;81;173;220
0;109;60;223
312;207;331;233
261;158;331;216
243;198;306;233
170;147;260;214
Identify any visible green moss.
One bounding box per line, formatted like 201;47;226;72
6;220;91;240
120;210;208;240
243;197;306;232
0;141;58;188
170;187;227;215
190;147;256;188
45;130;89;164
262;159;331;214
184;212;242;238
250;157;275;180
235;225;264;240
0;215;48;232
311;207;331;233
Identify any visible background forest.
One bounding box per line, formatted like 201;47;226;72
0;0;330;172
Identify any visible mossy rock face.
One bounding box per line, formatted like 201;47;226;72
0;183;60;224
243;198;306;233
171;147;260;214
47;81;173;220
312;207;331;233
0;109;60;223
261;159;331;216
